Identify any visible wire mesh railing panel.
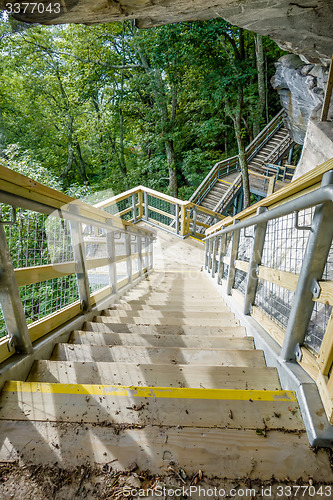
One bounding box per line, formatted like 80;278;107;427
1;206;74;268
255;278;294;329
20;275;80;325
238;227;255;262
305;302;332;355
147;195;175;227
261;209;314;273
102;197;133;221
222;264;229;281
0;306;7;339
234;269;247;295
305;242;333;354
225;233;233;259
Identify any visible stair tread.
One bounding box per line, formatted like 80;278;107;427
1;420;329;479
83;322;246;336
69;331;254;349
0;380;302;431
93;313;239;327
27;360;281;390
51;343;266;366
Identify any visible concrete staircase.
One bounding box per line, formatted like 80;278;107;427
0;268;331;479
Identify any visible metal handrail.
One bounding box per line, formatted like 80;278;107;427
203;167;333;445
204;184;333;240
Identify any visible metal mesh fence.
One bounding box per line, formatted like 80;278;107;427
261;209;313;273
20;275;80;325
234;269;247;295
305;241;333;354
238;226;255;262
254;209;313;331
1;205;74;268
102;196;135;222
255;278;294;329
147;195;175;228
83;225;110;294
0;306;6;339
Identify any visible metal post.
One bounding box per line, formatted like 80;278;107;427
132;193;137;223
143;236;149;272
192;206;197;236
226;221;240;295
243;207;268;314
211;235;218;278
217;233;227;284
207;238;213;272
144;191;148;221
175;204;179;235
149;236;153;270
106;225;117;294
204;239;210;270
0;224;33;354
137;235;143;277
280;171;333;362
69;205;91;312
125;232;132;283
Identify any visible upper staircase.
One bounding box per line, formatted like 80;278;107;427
191;110;296;220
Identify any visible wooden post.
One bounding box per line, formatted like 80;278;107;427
321;55;333;122
138;190;144;219
180;205;186;237
267;175;276;196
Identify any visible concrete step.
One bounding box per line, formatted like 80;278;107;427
51;344;266;366
83;322;246;337
110;303;229;313
69;331;254;349
27;360;281;390
0;380;301;432
93;313;239;327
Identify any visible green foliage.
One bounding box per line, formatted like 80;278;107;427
0;15;285;199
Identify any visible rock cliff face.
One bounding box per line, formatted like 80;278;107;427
1;0;333;63
271;55;330;144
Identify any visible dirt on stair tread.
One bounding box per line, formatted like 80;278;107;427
0;421;332;481
27;360;281;390
50;343;266;367
83;322;246;336
69;331;255;349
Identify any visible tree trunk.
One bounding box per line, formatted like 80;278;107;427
0;107;5;158
60;114;74;180
234;118;250;209
254;34;265;137
75;141;89;183
135;41;178;196
165;139;177;197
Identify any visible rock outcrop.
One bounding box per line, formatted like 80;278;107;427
271;55;329;144
1;0;333;63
